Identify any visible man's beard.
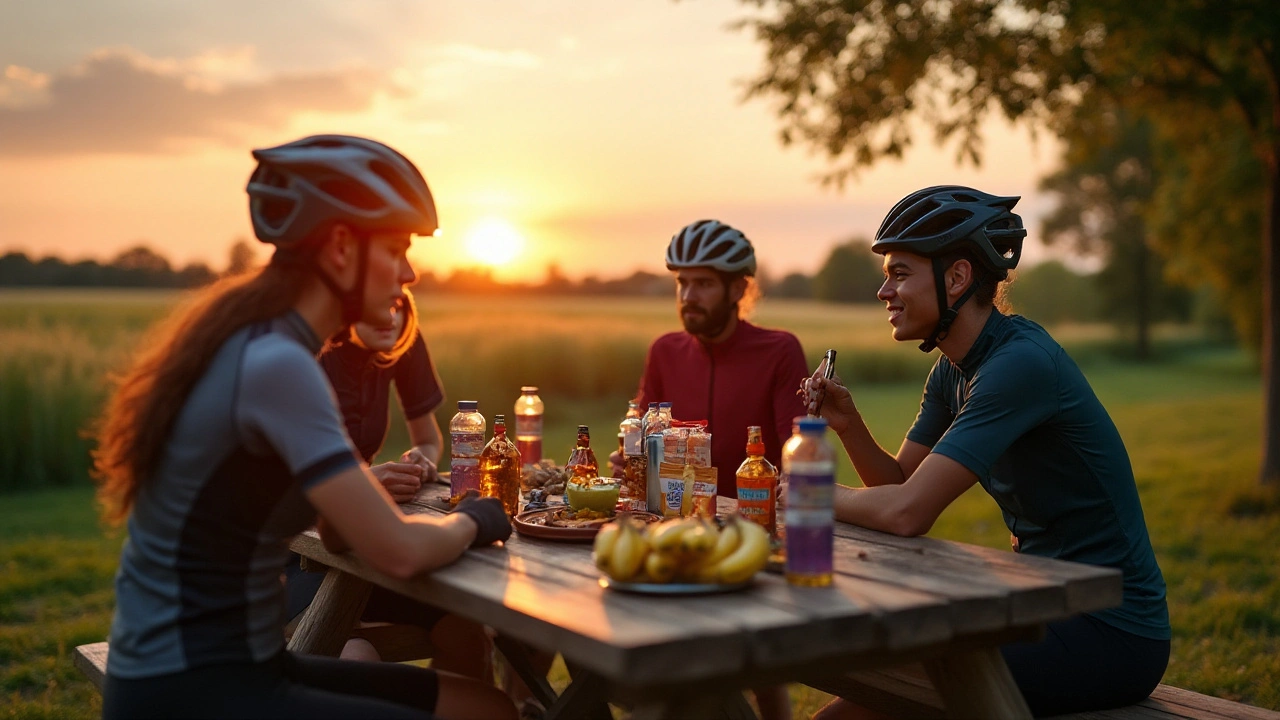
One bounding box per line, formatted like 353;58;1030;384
680;297;735;338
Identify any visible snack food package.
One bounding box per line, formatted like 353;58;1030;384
658;461;718;518
686;426;711;468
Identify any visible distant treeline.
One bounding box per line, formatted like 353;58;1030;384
0;247;219;288
0;240;1203;331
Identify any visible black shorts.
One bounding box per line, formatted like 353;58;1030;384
103;651;439;720
285;553;448;629
1002;613;1170;717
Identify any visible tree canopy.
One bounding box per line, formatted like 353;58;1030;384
736;0;1280;484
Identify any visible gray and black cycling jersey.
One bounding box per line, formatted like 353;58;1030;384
107;310;360;679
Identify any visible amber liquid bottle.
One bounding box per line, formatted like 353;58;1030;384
735;425;779;535
565;425;599;486
479;414;522;515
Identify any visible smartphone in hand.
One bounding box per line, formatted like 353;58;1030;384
808;349;837;417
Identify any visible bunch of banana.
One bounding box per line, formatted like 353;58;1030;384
593;514;771;585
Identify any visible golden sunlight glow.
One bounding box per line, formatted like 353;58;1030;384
464;218;525;267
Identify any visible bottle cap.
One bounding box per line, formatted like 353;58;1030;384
521;386;538;393
577;424;590;433
648;402;659;409
458;400;478;411
659;402;672;408
798;417;828;433
494;414;506;424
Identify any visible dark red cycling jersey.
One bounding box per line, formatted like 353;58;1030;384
636;320;809;496
319;332;444;463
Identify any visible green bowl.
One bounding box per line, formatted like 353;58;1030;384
566;480;620;512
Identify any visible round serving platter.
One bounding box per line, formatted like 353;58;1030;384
512;507;661;542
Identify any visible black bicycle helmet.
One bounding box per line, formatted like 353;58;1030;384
245;135;438;324
873;185;1025;273
665;220;757;276
873;186;1026;352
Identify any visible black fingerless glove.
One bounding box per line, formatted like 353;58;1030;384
452;492;512;547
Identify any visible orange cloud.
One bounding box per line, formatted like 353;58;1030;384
0;48;385;156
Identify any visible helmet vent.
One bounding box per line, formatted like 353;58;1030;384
910;208;973;239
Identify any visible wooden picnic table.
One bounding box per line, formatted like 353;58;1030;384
288;491;1122;719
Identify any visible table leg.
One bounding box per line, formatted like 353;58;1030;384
286;568;372;657
491;635;558;710
922;646;1031;720
542;669;612;720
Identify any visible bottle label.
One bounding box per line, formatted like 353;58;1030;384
450;457;480;495
737;483;776;534
784;468;833;576
514;415;542;438
451;432;485;457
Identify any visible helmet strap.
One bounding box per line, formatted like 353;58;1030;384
918;256;982;353
304;232;370;327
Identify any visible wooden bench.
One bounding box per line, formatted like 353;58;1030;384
809;665;1280;719
72;628;434;696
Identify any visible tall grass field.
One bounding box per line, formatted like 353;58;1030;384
1;288;1276;718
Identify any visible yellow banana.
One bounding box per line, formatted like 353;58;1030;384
647;518;700;552
609;521;648;581
703;519;741;567
678;521;714;554
593;522;620;571
644;550;678;584
704;517;770;584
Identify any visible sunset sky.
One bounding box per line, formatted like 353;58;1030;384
2;0;1067;282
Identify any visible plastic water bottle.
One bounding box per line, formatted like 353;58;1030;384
781;416;834;586
620;401;643;456
657;401;674;430
641;402;660;438
513;386;544;468
449;400;486;501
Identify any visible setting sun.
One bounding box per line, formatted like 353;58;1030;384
464;218;525;267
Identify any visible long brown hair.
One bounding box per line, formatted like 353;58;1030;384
92;261;311;525
338;291;421;368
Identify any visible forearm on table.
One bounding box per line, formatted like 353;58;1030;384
835;416;906;487
833;483;922;536
412;441;441;464
358;513;478;580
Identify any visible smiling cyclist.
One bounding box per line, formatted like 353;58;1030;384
804;185;1170;718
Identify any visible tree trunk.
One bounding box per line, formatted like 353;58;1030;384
1135;232;1151;361
1262;149;1280;487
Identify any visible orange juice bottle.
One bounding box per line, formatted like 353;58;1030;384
735;425;778;535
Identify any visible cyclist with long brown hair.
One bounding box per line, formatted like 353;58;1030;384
93;135;515;720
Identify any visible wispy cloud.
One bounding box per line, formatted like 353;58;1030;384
435;44;543;70
0;47;385;156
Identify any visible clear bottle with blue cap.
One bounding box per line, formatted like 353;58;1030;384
781;416;835;586
449;400;486;502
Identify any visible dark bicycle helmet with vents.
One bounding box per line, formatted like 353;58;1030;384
247;134;438;249
872;185;1025;275
873;186;1027;352
665;220;757;276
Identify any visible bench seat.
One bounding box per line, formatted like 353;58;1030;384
808;665;1280;719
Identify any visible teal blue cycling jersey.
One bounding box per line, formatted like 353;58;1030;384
906;311;1170;640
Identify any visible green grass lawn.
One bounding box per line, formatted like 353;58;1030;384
3;351;1278;718
1;290;1277;717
